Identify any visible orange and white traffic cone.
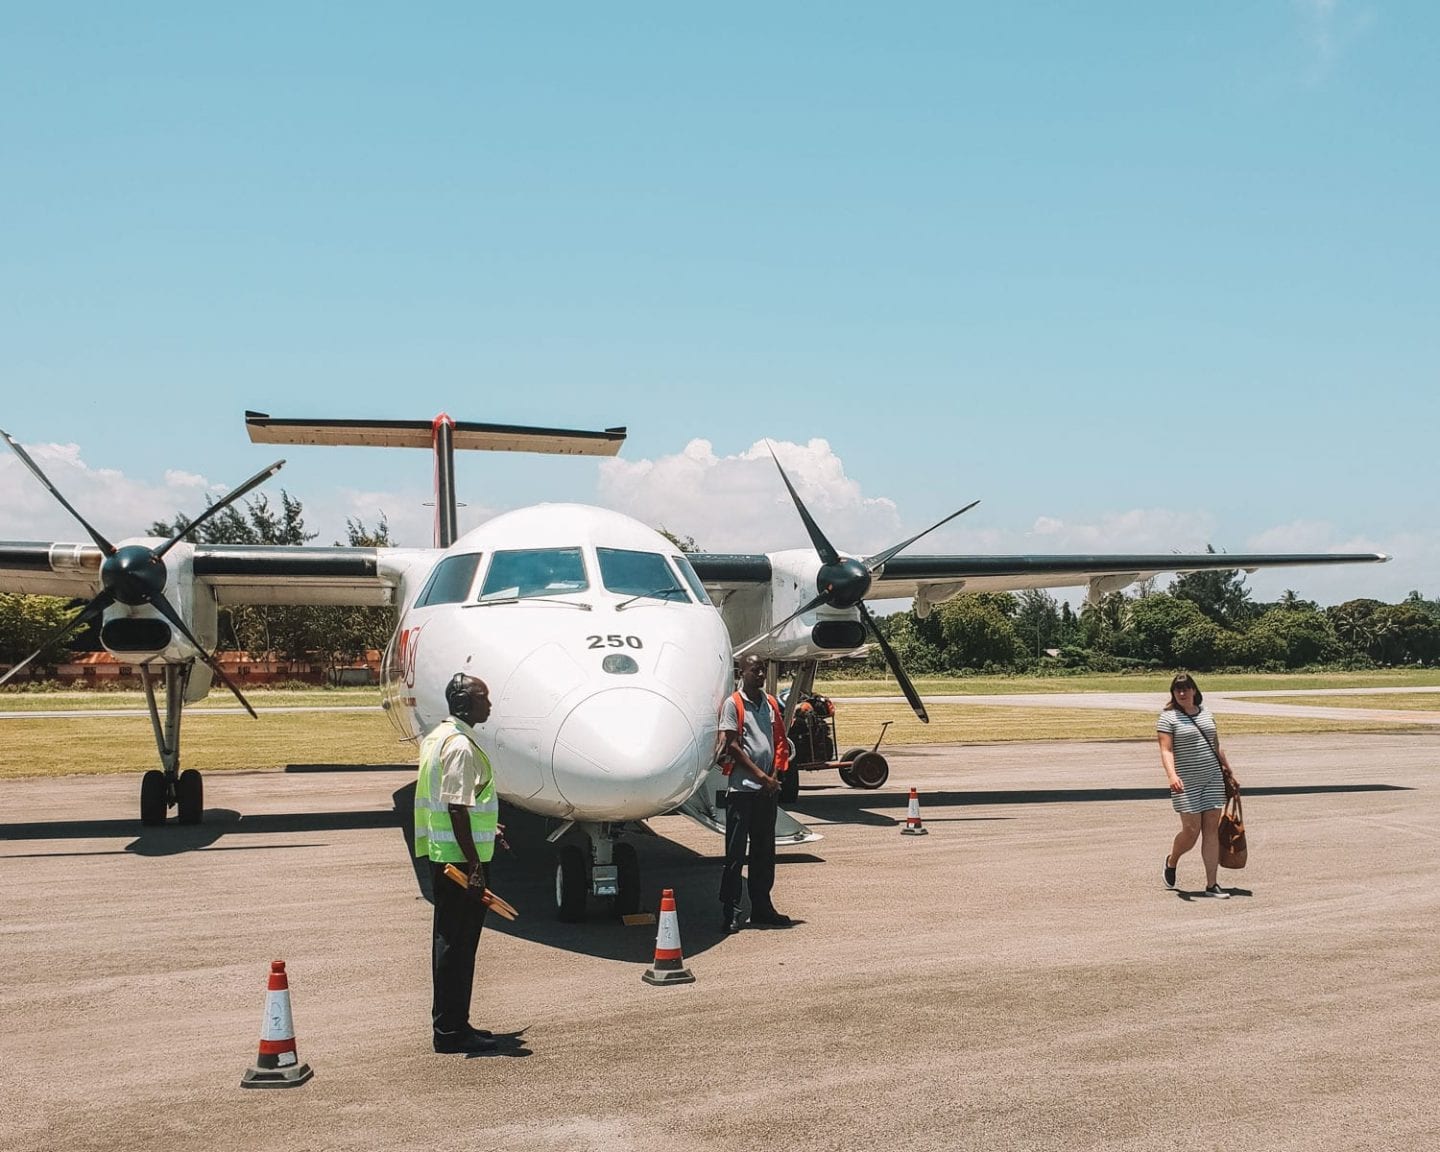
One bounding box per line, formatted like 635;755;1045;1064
641;888;696;986
240;960;314;1089
901;787;929;836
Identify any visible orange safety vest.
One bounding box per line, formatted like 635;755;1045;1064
719;690;791;775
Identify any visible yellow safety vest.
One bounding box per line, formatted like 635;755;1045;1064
413;719;499;863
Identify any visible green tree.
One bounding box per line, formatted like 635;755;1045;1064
1169;547;1253;626
1368;604;1440;665
1247;607;1340;668
1013;589;1062;657
1326;599;1385;662
868;611;942;675
934;593;1023;670
1116;593;1211;666
0;594;88;673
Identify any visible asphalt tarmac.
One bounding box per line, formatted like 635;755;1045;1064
1;731;1435;1151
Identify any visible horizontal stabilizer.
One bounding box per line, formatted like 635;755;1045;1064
245;411;626;457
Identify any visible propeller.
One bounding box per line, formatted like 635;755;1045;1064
0;428;283;717
739;442;979;723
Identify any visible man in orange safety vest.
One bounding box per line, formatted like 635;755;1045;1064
717;653;793;934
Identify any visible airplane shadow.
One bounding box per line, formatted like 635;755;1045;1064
0;807;407;857
787;782;1411;824
392;785;826;963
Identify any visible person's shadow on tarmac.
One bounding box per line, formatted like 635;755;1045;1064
458;1029;533;1059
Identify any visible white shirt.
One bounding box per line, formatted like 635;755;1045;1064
436;717;489;807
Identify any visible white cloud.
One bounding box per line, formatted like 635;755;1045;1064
0;440;230;542
162;469;211;491
596;438;903;553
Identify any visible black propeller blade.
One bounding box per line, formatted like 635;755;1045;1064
857;600;928;723
1;428;117;555
145;591;258;718
765;442;841;566
152;459;285;560
0;429;282;711
745;445;979;723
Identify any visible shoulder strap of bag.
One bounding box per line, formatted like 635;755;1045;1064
1177;707;1222;766
1178;708;1238;795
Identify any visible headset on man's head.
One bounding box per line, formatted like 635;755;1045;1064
446;673;486;722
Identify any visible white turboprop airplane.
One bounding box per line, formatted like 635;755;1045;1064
0;413;1388;919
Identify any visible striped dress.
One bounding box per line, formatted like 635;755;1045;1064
1157;706;1227;814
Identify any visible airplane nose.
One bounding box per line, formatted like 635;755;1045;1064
552;688;698;820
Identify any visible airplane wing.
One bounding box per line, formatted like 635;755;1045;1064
0;542;422;606
691;550;1390;603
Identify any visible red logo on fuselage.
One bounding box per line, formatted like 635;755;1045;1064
396;622;425;689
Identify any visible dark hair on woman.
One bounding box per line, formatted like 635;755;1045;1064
1163;672;1203;710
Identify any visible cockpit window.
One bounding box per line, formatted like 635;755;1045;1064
597;548;691;602
414;553;481;608
478;548;588;601
672;554;712;605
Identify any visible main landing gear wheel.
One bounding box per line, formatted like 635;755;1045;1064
613;842;641;918
849;751;889;789
779;766;800;805
140;770;168;826
177;769;204;825
555;844;588;922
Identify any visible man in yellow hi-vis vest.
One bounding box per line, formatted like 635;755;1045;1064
414;673;501;1054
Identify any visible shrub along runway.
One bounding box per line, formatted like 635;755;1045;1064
0;731;1435;1151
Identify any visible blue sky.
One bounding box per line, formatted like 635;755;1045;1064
2;2;1434;605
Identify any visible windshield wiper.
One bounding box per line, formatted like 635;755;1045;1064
615;587;687;611
467;597;592;611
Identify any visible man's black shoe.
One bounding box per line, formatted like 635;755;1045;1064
434;1032;497;1054
750;909;793;926
722;905;743;934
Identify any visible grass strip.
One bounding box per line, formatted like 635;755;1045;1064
1251;693;1440;713
2;702;1424;781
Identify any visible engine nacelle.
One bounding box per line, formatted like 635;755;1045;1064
99;539;217;701
741;549;866;662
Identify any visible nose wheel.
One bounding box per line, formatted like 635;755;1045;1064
553;823;644;921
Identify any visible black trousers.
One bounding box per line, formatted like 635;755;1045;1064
720;789;778;913
431;860;487;1042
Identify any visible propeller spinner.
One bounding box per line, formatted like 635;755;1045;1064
740;443;979;723
0;428;283;715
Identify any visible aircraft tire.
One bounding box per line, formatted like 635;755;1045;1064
779;765;800;805
556;845;588;922
177;769;204;825
140;770;168;826
850;751;889;790
840;747;869;763
837;764;858;788
613;842;641;918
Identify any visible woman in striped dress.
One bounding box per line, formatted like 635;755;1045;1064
1157;673;1239;898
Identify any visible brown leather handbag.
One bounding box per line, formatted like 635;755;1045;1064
1218;790;1247;870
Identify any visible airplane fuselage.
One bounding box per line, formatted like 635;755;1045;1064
380;504;733;822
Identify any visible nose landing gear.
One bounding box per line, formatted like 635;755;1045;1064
138;663;207;826
552;821;643;922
